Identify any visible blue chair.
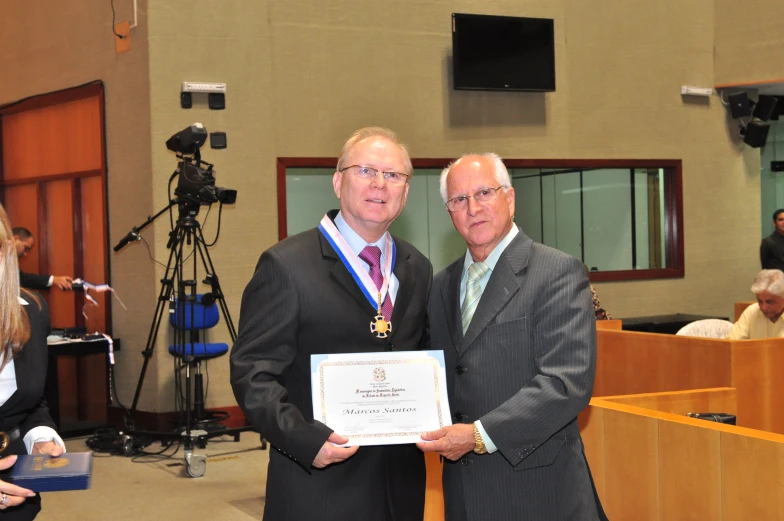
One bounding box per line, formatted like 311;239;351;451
168;294;230;429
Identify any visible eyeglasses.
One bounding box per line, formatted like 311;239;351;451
340;165;411;186
446;186;508;212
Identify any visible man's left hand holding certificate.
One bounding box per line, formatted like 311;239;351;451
311;350;452;446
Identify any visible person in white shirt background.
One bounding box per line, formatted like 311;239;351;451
727;269;784;340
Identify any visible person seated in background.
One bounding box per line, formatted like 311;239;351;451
1;206;66;520
12;227;73;291
728;269;784;340
585;266;612;320
760;209;784;271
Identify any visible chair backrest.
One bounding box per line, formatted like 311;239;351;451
676;319;734;338
169;294;220;330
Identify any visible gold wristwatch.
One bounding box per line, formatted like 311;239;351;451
472;423;488;454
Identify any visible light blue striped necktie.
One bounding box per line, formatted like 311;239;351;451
461;262;489;333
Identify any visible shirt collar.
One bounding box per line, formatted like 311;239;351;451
463;223;520;274
18;296;28;305
334;211;387;255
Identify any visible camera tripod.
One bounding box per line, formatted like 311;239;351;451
116;200;256;477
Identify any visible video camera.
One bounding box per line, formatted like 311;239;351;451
166;123;237;207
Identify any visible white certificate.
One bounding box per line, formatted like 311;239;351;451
310;350;452;446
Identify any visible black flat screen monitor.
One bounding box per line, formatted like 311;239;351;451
452;13;555;92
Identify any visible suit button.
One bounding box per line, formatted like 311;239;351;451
453;412;464;423
455;365;467;375
461;457;470;466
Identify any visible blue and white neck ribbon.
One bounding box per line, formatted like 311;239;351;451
318;214;396;311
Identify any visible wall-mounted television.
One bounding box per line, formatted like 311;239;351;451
452;13;555;92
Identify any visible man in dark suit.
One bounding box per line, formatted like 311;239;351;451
12;227;73;291
230;127;432;521
418;153;607;520
760;209;784;271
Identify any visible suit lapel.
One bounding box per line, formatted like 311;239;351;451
460;232;533;352
440;260;464;351
390;245;412;340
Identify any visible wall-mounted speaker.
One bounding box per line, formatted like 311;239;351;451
729;92;752;118
741;120;770;148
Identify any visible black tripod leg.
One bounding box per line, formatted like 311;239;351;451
128;236;182;424
194;228;238;342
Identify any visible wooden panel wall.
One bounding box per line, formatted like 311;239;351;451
595;330;732;396
731;339;784;434
1;83;109;428
80;175;107;332
2;95;102;178
583;398;784;521
596;319;622;330
43;179;75;327
424;453;444;521
734;301;754;321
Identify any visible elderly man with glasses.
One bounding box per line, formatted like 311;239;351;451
418;153;608;521
231;127;432;521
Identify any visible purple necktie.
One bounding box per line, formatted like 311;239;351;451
359;245;393;321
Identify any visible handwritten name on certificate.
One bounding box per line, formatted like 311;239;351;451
310;351;452;446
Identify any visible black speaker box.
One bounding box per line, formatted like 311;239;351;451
742;120;770;148
753;95;779;121
729;92;752;118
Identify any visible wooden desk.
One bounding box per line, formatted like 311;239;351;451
46;337;118;438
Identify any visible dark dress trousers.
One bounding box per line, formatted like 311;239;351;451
0;295;57;520
230;210;432;521
19;271;49;291
429;231;607;521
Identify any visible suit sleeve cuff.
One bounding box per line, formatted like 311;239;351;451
474;420;498;454
47;276;53;287
23;427;66;455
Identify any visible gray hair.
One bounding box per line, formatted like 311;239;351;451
751;269;784;298
439;153;512;203
336;127;412;176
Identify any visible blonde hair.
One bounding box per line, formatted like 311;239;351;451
336;127;413;176
0;202;32;367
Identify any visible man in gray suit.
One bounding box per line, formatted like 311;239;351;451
418;153;607;520
231;127;432;521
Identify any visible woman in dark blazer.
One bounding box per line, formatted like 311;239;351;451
0;203;65;520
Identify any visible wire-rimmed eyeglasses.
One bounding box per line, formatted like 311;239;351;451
339;165;411;186
445;186;507;212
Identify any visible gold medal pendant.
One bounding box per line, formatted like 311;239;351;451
370;292;392;338
370;314;391;338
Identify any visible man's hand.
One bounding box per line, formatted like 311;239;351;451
53;276;73;290
32;441;64;457
312;432;359;469
416;424;475;461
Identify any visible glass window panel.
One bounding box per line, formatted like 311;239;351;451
283;160;682;282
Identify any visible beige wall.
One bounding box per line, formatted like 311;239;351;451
715;0;784;85
1;0;768;412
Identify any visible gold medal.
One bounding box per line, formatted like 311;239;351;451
370;292;392;338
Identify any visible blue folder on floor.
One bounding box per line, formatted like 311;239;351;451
11;452;92;492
